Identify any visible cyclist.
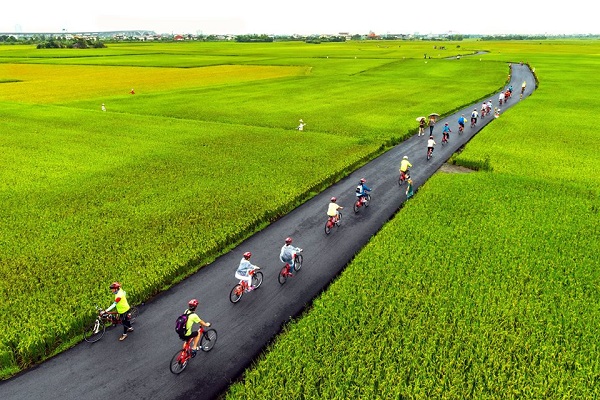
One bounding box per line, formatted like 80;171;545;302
280;237;302;276
235;252;260;292
487;100;493;114
356;178;371;202
480;102;487;117
103;282;133;341
499;91;505;105
179;299;211;352
427;135;436;157
327;197;343;224
400;155;412;180
441;123;451;143
470;109;478;127
457;114;466;132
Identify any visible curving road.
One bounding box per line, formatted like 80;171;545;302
0;64;535;400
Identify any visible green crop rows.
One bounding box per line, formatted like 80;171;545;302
0;40;504;377
225;42;600;398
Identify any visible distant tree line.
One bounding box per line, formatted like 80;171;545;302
480;35;548;41
36;38;107;49
235;34;274;42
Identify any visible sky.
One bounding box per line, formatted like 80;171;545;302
1;1;598;36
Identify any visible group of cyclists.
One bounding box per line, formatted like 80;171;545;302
100;81;525;347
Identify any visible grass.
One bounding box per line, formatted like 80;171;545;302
224;40;600;399
0;39;507;378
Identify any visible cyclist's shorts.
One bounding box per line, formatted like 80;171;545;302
180;331;199;341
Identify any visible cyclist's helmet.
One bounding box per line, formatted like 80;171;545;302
403;155;408;160
188;299;199;309
109;282;121;290
285;237;293;245
360;178;366;183
243;251;252;259
429;135;433;139
445;122;448;125
330;197;337;202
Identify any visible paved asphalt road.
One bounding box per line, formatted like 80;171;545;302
1;63;535;400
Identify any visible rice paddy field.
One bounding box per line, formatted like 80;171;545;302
0;40;504;378
1;39;598;398
225;41;600;398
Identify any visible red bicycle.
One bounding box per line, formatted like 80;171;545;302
324;213;342;235
229;268;263;303
458;124;464;134
278;250;304;284
398;170;410;186
353;193;371;213
84;305;139;343
169;326;218;374
441;132;449;145
427;146;434;161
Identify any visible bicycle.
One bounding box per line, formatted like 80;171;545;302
83;305;139;343
229;268;264;303
427;147;434;161
324;212;342;235
458;124;464;135
278;250;304;284
169;326;218;374
398;170;410;186
441;132;449;145
353;193;371;213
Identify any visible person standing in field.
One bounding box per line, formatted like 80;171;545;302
418;118;426;136
130;88;135;94
428;116;436;135
297;119;306;131
101;103;106;112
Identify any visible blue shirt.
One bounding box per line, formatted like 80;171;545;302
236;258;256;276
356;183;371;197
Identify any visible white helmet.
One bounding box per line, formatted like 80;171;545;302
403;156;408;160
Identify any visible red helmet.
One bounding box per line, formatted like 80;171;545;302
188;299;199;309
360;178;366;183
330;197;337;202
285;237;292;244
243;251;252;259
109;282;121;290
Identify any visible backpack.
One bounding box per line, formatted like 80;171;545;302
175;311;189;336
356;185;362;193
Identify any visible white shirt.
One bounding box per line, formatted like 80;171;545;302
427;139;436;147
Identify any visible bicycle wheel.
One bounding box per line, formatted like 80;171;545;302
324;221;332;235
294;254;303;272
229;284;243;303
252;271;264;289
169;350;188;374
353;200;360;213
83;318;106;343
128;307;139;323
200;329;218;352
278;266;288;284
364;194;371;207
